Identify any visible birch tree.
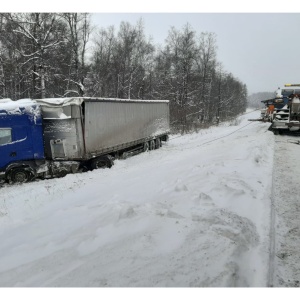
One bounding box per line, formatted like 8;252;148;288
217;73;247;120
89;19;154;99
162;24;199;132
196;32;217;122
62;13;91;96
89;26;115;97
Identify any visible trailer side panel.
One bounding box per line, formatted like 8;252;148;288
84;99;170;156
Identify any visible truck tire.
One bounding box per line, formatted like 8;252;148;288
162;135;169;142
143;142;149;152
8;168;32;184
90;155;114;170
155;138;161;149
149;140;155;151
56;169;68;178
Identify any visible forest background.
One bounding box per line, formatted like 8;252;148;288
0;13;248;133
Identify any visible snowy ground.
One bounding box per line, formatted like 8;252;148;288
0;110;296;288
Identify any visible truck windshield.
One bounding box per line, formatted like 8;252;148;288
0;128;12;145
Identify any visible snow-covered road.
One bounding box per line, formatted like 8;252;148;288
0;110;285;287
270;134;300;287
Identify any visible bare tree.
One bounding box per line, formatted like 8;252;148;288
62;13;91;96
196;32;217;123
89;19;154;100
89;26;115;97
114;20;146;99
0;13;66;99
162;24;200;133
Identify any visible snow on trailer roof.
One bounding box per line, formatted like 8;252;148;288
84;97;170;103
35;97;169;107
35;97;84;107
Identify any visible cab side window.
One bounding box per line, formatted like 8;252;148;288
0;128;12;145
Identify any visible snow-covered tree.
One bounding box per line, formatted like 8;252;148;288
0;13;66;99
61;13;91;97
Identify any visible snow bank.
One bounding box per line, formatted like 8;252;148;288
0;98;13;104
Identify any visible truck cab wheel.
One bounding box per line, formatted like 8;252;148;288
9;168;31;184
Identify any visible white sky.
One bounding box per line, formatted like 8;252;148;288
3;1;300;95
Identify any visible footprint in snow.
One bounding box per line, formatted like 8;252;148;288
118;205;137;220
175;184;188;192
193;192;215;207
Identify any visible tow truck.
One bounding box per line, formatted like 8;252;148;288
250;84;300;134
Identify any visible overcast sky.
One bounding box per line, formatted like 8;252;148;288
91;12;300;95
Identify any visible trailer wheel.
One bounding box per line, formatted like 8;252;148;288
143;142;149;152
56;169;68;178
91;155;114;170
162;135;169;142
149;140;155;151
9;168;31;184
155;138;161;149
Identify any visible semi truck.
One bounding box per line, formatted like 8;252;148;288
0;97;170;184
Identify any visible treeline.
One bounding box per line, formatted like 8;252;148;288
0;13;247;133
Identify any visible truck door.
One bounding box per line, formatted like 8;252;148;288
0;128;14;169
0;126;34;169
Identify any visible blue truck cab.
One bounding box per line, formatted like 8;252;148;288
0;99;45;183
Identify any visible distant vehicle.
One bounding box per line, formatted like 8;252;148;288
0;97;170;183
250;84;300;134
270;84;300;134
